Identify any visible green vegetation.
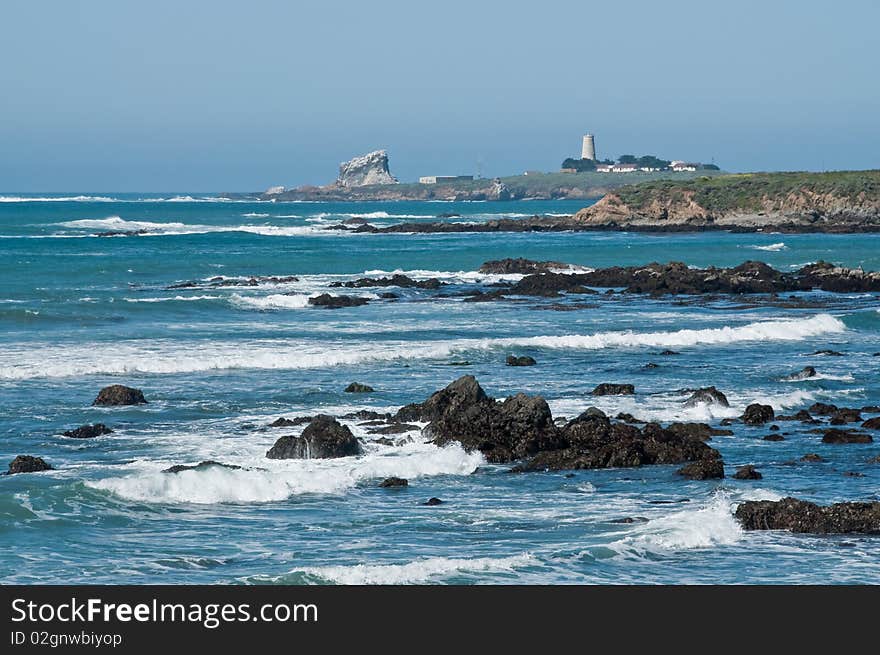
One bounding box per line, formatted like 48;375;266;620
496;169;723;197
613;170;880;211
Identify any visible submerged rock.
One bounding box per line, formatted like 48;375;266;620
800;453;825;462
266;415;363;459
6;455;53;475
478;258;568;275
93;384;147;406
331;274;443;290
590;383;635;396
862;417;880;430
784;366;817;380
308;294;369;309
809;402;838;416
163;461;243;474
423;497;443;506
733;465;763;480
735;497;880;534
344;382;375;393
829;408;862;425
62;423;113;439
821;429;873;444
506;355;537;367
378;477;408;488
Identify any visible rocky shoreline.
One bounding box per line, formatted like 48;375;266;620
10;377;880;534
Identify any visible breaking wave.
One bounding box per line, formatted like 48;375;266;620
252;554;536;584
88;443;482;504
748;242;786;252
57;216;331;237
0;314;847;380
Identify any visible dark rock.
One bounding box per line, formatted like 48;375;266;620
423;497;443;506
862;406;880;413
735;497;880;534
830;408;862;425
268;416;313;428
379;477;408;488
506;355;537;367
769;424;779;431
266;415;363;459
93;384;147;406
367;423;420;435
683;386;729;407
448;361;471;366
783;366;817;380
62;423;113;439
742;403;775;425
591;383;635;396
507;272;595;297
163;460;243;474
800;453;825;462
763;434;785;441
615;413;645;424
479;258;568;275
809;402;839;416
843;471;865;478
660;350;680;356
862;417;880;430
7;455;53;475
344;382;375;393
462;290;508;302
341;410;392;421
308;294;369;309
379;292;399;299
437;212;460;218
677;459;725;480
811;349;844;356
644;362;660;369
733;465;763;480
666;423;733;440
330;274;444;290
822;429;873;444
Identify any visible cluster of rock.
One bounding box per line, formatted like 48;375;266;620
735;498;880;534
168;275;299;290
477;260;880;298
329;274;444;290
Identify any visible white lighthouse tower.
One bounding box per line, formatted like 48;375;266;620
581;134;596;161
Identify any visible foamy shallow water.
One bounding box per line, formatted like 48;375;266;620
1;195;879;584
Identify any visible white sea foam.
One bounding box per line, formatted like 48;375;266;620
56;216;335;237
242;212;270;218
230;293;312;310
608;489;782;555
88;442;482;504
124;295;221;303
748;242;787;252
259;553;536;585
0;195;116;202
0;314;847;380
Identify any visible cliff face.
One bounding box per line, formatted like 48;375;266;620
336;150;398;187
572;171;880;231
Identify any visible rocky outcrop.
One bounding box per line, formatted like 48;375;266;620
265;415;363;459
330;274;443;290
677;459;725;480
308;294;369;309
479;259;568;275
163;461;243;474
7;455;53;475
784;366;817;381
733;465;763;480
62;423;113;439
735;497;880;534
821;429;873;444
336;150;398;187
591;383;635;396
506;355;536;367
742;404;775;425
268;416;313;428
93;385;147;406
344;382;374;393
684;387;730;407
379;477;408;488
666;423;733;440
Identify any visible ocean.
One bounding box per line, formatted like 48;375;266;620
1;193;878;584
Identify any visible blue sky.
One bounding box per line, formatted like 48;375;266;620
1;0;878;190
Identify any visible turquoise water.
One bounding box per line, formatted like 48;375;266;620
1;194;879;584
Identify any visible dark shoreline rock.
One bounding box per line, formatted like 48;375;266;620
506;355;537;367
308;294;369;309
591;383;635;396
684;387;729;407
344;382;375;393
266;416;362;459
677;459;725;480
62;423;113;439
735;497;880;534
379;477;408;488
6;455;53;475
330;274;443;290
742;404;775;426
93;385;147;406
733;465;763;480
163;461;243;474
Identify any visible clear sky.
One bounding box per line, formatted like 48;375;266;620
1;0;878;191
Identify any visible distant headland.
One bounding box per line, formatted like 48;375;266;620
222;134;725;202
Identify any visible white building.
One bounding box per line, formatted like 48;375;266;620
670;161;697;172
